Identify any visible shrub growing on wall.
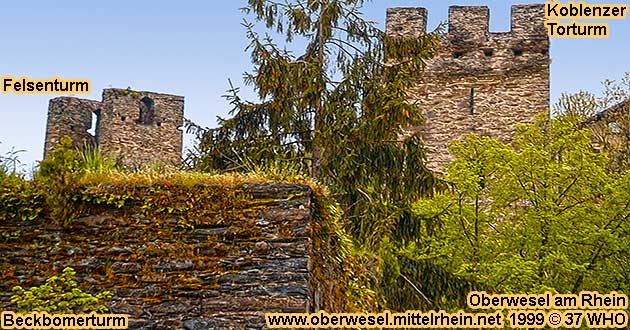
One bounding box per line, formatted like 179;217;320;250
11;267;112;313
0;174;42;222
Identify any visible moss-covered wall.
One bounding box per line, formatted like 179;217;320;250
1;179;315;329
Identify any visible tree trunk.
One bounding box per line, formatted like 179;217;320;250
311;0;327;180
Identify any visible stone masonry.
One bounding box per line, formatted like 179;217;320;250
387;4;550;171
44;97;101;158
44;88;184;168
0;182;312;329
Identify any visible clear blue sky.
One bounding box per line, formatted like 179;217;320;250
1;0;629;172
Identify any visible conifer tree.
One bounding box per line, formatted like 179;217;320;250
189;0;438;219
187;0;446;309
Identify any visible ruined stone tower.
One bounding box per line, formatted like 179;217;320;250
44;88;184;168
386;4;550;171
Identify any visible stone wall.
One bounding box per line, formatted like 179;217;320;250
43;88;184;169
386;4;550;171
98;89;184;169
0;182;312;329
44;97;102;159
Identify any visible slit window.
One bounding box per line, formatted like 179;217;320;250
89;109;101;139
483;49;493;57
470;88;475;115
139;96;155;125
513;48;524;56
88;110;98;135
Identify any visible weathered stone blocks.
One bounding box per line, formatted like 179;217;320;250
0;183;312;329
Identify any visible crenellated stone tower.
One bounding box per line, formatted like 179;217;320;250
44;88;184;168
387;4;550;171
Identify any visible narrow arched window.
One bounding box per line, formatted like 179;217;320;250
139;96;155;125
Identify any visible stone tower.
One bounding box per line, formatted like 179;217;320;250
386;4;550;171
43;88;184;168
44;97;101;159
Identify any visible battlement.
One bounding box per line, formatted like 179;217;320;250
386;7;427;38
448;6;490;42
511;4;548;37
387;4;550;79
386;4;547;40
44;88;184;168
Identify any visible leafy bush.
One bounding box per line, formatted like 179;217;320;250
35;137;84;222
411;115;630;294
34;136;116;222
0;174;43;222
11;267;112;313
0;143;42;222
37;136;84;179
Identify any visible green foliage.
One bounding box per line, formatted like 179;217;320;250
35;136;118;222
553;73;629;119
121;86;140;98
309;184;379;311
0;137;119;225
186;0;440;199
38;137;118;178
411;115;630;294
188;0;438;183
380;253;478;310
1;145;26;178
36;136;85;222
74;170;251;229
79;143;118;174
0;148;6;179
11;267;112;313
0;144;42;222
37;136;84;178
0;174;43;222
